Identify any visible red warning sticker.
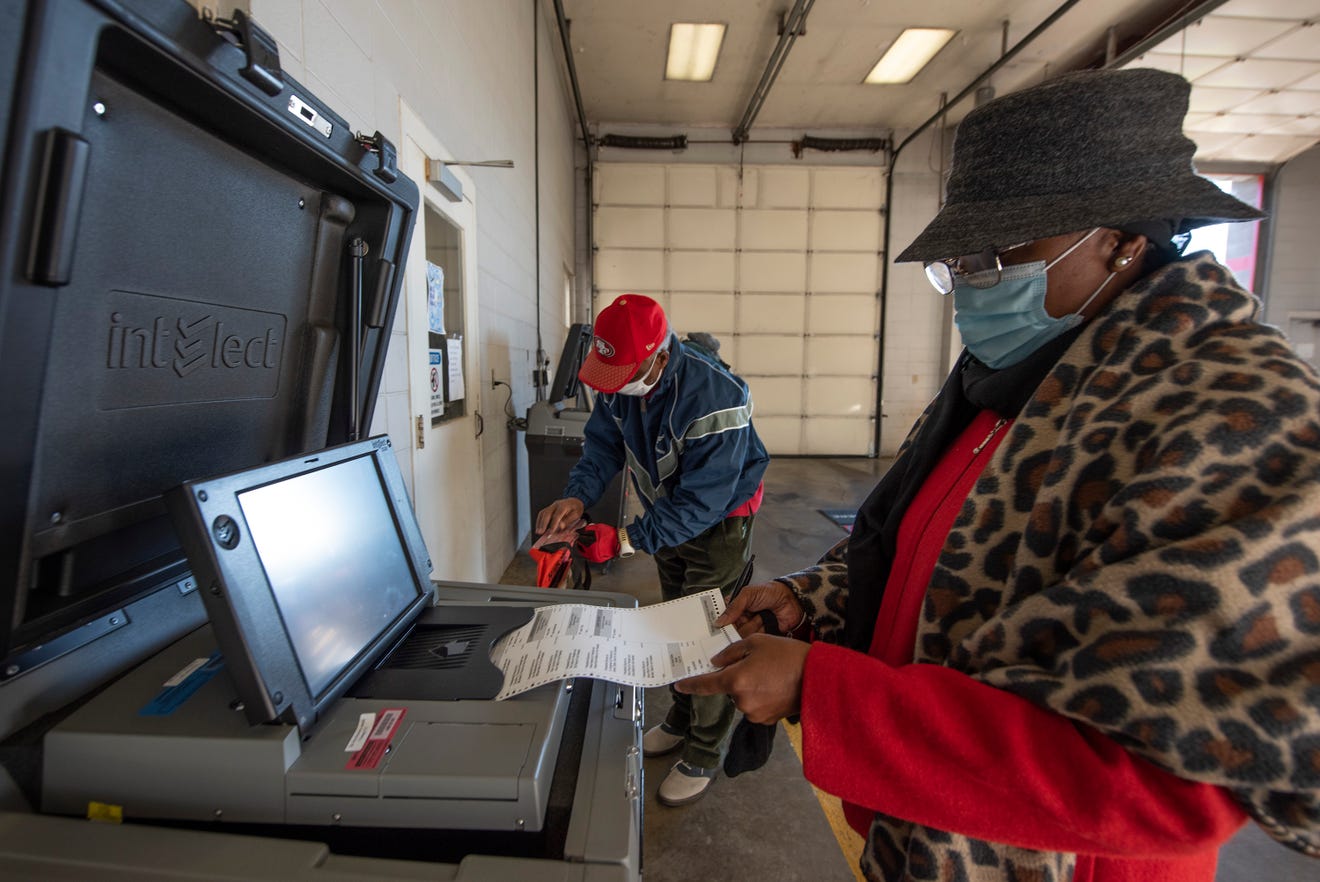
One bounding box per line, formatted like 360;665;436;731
345;707;406;770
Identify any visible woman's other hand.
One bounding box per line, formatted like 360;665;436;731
675;634;809;724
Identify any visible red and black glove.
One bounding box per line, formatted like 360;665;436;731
574;522;621;562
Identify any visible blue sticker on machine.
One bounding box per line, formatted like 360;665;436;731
139;651;225;716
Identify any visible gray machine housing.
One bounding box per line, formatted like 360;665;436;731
40;585;643;842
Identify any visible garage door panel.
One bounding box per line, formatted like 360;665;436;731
668;166;719;207
740;252;806;292
810;252;878;293
813;168;884;209
595;207;664;248
715;334;738;368
805;376;873;417
811;211;881;251
669;251;735;291
596;164;664;205
669;208;736;250
752;168;809;208
804;417;873;455
740;293;805;334
738;334;804;376
810;294;879;334
670;293;735;335
596;249;664;292
746;376;803;415
806;336;876;375
741;209;808;250
752;416;803;455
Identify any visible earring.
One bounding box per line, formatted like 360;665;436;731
1112;254;1134;270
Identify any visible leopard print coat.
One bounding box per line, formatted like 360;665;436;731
777;254;1320;880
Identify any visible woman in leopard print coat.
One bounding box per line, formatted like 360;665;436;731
678;69;1319;882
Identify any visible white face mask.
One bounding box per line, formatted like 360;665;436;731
615;353;663;396
615;372;659;397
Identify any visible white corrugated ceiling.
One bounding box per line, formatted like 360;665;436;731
1123;0;1320;164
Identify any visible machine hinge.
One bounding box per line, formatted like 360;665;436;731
415;415;425;449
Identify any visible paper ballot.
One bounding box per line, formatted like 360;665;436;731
490;589;739;700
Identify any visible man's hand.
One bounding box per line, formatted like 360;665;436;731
535;497;585;536
531;517;587;551
675;634;809;724
718;581;804;638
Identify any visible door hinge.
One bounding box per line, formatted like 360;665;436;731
415;415;425;449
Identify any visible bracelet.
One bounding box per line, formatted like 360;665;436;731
790;606;810;633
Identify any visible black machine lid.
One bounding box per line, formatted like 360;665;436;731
0;0;418;671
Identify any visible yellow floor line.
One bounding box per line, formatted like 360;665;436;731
781;718;866;882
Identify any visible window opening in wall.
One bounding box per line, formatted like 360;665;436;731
1187;174;1264;289
425;205;466;425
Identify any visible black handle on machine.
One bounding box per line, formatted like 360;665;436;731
348;238;368;440
26;129;89;287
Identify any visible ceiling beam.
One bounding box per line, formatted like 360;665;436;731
732;0;815;144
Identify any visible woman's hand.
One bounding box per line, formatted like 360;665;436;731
718;581;804;637
675;634;809;724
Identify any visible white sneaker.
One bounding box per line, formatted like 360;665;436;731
642;722;684;757
657;760;717;806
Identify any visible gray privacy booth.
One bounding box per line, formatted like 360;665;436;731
0;1;641;878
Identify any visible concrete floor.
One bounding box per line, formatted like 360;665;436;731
499;457;1317;882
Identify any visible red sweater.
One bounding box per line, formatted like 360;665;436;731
800;410;1246;881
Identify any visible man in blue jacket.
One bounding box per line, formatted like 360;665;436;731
535;293;769;806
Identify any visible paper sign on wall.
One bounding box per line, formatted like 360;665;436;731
446;337;464;401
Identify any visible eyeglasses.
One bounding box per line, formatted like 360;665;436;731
923;241;1031;295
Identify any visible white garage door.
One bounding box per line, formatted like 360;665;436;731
593;163;884;456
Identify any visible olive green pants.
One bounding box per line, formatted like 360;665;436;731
651;515;755;771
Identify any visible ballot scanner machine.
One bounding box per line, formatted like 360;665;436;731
0;1;641;878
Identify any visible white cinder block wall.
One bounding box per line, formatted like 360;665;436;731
1263;145;1320;370
196;0;579;577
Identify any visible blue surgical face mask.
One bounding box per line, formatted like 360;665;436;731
952;228;1115;369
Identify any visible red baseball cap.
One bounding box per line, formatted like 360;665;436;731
577;295;668;393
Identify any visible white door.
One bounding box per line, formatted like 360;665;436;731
593;163;884;456
398;104;486;582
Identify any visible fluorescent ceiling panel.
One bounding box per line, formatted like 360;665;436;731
666;23;726;82
864;28;956;85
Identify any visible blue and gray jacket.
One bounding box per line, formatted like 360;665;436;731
564;333;769;554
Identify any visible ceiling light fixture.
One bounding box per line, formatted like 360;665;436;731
864;28;957;85
666;22;726;82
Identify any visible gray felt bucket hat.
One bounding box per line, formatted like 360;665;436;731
895;68;1264;263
